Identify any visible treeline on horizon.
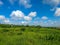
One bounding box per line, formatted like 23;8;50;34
0;24;42;28
0;24;60;29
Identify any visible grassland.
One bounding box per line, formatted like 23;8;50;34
0;24;60;45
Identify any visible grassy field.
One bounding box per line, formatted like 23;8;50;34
0;25;60;45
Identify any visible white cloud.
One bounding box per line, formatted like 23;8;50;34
0;1;3;6
8;10;37;24
0;15;10;24
48;20;54;24
41;16;48;20
33;21;40;25
47;20;59;26
0;15;5;20
10;10;24;19
55;8;60;16
21;21;25;24
19;0;32;8
28;12;37;17
39;20;56;27
10;10;37;21
24;16;32;21
43;0;60;10
4;19;10;24
21;21;29;25
34;17;40;21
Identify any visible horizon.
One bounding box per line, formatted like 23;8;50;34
0;0;60;27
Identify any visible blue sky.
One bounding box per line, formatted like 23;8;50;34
0;0;60;27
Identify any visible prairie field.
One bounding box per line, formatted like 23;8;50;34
0;25;60;45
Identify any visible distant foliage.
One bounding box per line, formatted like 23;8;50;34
0;24;42;28
26;25;29;27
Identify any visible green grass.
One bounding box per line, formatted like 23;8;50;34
0;27;60;45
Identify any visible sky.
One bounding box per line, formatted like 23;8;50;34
0;0;60;27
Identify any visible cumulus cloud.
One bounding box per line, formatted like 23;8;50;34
39;20;58;27
28;12;37;17
0;15;10;24
10;10;37;21
0;1;3;6
0;15;5;20
24;16;32;21
43;0;60;10
19;0;32;8
0;10;37;25
10;10;24;20
34;17;40;21
21;21;29;25
21;21;25;24
47;20;54;24
55;8;60;16
4;19;10;24
47;20;60;27
41;16;48;20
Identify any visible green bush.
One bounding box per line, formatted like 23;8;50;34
2;29;9;32
17;32;23;35
20;28;26;31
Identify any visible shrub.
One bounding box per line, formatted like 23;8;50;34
2;29;9;32
21;28;26;31
17;32;23;35
30;29;34;32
